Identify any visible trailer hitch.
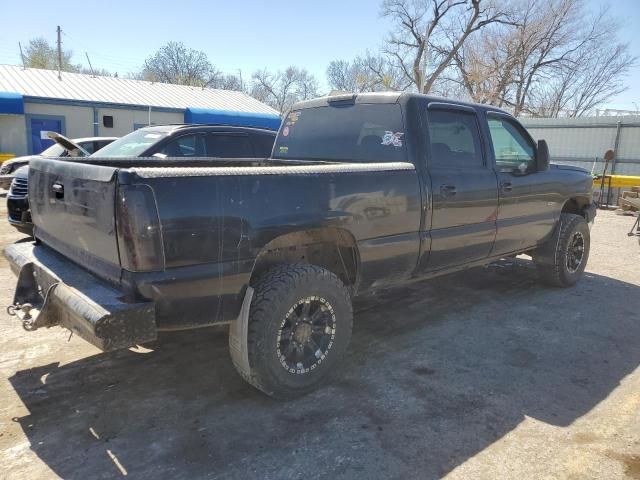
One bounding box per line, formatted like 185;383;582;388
7;302;38;330
8;283;59;331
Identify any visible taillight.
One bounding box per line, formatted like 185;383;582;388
115;184;165;271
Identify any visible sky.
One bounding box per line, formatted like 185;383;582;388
0;0;638;111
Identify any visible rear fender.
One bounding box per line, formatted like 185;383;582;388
250;227;360;290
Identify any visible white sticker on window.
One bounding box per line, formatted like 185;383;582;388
381;131;404;147
144;133;161;139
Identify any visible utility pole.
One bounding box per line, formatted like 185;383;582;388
18;42;26;69
56;25;62;80
85;52;95;77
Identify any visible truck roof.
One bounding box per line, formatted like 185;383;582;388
292;92;511;116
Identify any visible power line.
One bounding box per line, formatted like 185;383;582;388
61;30;143;71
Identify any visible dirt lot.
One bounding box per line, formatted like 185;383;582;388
0;197;638;480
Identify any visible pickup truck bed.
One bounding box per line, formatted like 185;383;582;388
5;92;596;398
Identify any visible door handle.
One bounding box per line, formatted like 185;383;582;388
500;181;513;192
440;184;457;196
52;182;64;198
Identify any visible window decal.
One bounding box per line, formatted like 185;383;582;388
381;131;404;147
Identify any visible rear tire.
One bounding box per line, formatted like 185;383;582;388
534;213;590;287
237;264;353;399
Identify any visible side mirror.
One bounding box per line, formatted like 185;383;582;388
536;139;550;172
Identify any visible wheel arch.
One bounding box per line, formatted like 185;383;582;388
561;196;591;219
249;227;360;292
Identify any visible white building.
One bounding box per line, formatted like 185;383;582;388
0;64;280;157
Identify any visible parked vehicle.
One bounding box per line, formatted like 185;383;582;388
0;134;117;189
90;124;277;159
6;166;31;235
4;92;595;399
6;125;276;235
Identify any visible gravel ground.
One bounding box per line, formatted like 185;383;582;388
0;196;638;480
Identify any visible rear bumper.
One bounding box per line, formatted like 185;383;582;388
4;242;156;351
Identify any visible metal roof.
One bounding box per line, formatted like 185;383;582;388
0;64;278;114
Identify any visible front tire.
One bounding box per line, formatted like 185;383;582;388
237;264;353;399
534;213;590;287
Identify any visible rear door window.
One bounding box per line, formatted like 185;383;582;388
426;108;484;168
159;134;206;157
206;134;252;158
273;103;406;162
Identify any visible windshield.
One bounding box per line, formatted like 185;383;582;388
40;144;67;157
91;129;169;158
273;103;406;163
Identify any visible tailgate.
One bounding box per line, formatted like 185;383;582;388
29;157;121;282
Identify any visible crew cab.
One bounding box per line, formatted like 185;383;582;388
4;92;595;399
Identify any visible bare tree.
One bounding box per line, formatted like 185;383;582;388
449;0;635;116
213;73;245;91
327;53;410;92
141;42;221;87
510;0;635;116
506;0;587;115
327;60;358;92
382;0;513;93
529;40;634;117
251;67;319;112
452;24;519;105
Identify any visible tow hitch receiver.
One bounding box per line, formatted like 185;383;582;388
8;302;42;331
7;261;61;331
4;242;157;352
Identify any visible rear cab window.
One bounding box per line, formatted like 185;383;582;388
273;103;406;163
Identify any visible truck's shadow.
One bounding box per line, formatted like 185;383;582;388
9;259;640;479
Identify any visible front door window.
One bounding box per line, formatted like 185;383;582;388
487;115;535;173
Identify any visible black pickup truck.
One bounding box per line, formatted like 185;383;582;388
5;92;595;399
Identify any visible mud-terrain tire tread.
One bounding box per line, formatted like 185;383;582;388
535;213;590;288
236;263;352;399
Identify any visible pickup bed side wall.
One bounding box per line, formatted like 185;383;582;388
122;163;422;329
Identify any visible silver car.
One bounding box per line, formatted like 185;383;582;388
0;134;117;189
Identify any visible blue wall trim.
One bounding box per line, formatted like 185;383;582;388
184;108;281;130
0;91;25;115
